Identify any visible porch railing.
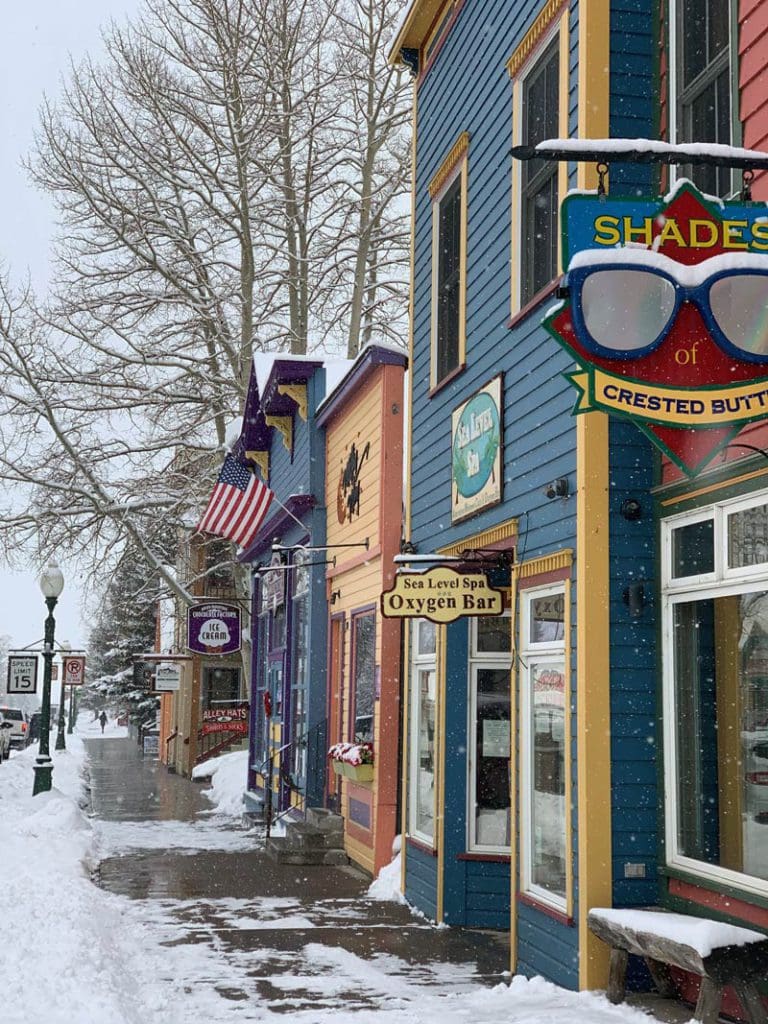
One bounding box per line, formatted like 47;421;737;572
260;718;327;838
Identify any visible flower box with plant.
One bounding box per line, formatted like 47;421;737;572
328;741;374;782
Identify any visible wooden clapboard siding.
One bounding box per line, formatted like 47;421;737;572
323;355;405;876
740;0;768;199
403;0;663;992
607;420;659;910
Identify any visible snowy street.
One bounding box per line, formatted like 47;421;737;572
1;718;664;1024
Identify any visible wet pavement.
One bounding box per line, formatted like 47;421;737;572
85;737;510;1016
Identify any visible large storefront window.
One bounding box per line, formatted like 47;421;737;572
409;619;437;844
665;494;768;891
521;586;567;909
469;614;512;851
352;612;376;742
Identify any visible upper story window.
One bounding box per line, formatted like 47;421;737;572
509;15;566;315
521;38;560;304
672;0;737;196
429;133;468;390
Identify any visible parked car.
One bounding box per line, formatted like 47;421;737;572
0;707;28;749
0;714;12;760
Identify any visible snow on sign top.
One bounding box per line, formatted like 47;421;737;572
534;137;768;166
590;908;766;958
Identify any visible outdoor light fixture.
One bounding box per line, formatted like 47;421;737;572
620;498;643;521
400;539;418;555
544;478;569;500
623;581;646;618
34;559;65;796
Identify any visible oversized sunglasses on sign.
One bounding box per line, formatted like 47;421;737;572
562;250;768;363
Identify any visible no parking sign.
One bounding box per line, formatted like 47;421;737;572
63;656;86;687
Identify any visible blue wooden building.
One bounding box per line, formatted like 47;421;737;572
389;0;661;992
238;356;345;817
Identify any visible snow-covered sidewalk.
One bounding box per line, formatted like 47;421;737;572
1;723;664;1024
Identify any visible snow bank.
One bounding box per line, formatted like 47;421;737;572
591;907;766;958
368;850;407;904
192;747;248;816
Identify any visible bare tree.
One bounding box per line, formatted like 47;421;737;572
1;0;410;596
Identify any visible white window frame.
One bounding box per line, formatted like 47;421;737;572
663;487;768;897
408;618;438;846
467;613;512;853
667;0;738;196
519;584;567;912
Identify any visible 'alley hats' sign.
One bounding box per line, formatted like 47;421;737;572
549;181;768;475
187;602;241;655
201;704;249;736
381;567;503;623
451;377;502;522
7;655;38;695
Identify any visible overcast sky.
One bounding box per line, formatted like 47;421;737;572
0;1;143;651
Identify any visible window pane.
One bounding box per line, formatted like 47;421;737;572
475;667;511;847
437;177;461;381
353;614;376;742
729;504;768;569
531;662;566;898
529;592;565;643
291;592;308;777
674;593;768;880
416;618;436;656
414;667;436;839
671;519;714;578
476;615;511;654
521;41;559;304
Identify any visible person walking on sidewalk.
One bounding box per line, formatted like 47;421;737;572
99;711;107;734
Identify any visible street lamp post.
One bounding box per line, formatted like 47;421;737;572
33;560;65;796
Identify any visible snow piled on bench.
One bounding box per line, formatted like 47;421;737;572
591;908;766;958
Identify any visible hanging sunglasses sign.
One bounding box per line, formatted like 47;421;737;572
548;180;768;475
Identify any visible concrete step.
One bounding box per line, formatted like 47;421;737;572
283;820;345;851
265;837;349;867
305;807;344;834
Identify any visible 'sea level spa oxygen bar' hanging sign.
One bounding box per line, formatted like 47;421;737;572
381;567;503;623
550;181;768;475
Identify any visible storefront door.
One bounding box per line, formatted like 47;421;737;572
327;615;344;812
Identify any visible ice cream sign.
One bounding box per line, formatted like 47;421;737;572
549;181;768;475
187;602;241;655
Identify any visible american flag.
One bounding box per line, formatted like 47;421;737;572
197;454;274;549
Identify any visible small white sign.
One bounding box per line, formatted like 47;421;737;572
198;618;231;648
154;662;181;692
7;655;38;694
63;656;86;687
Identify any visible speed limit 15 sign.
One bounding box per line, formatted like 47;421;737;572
7;655;38;694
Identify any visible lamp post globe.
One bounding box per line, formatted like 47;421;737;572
33;560;65;796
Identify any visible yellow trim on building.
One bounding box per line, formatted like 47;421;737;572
509;573;519;973
436;622;447;923
437;517;518;556
428;132;470;199
265;415;293;452
506;0;567;77
575;0;612;989
659;465;768;506
401;78;419;897
245;450;269;480
388;0;446;62
277;382;308;421
563;575;574;918
515;548;573;580
508;10;569;316
430;133;469;389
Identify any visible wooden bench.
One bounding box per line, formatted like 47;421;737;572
588;908;768;1024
